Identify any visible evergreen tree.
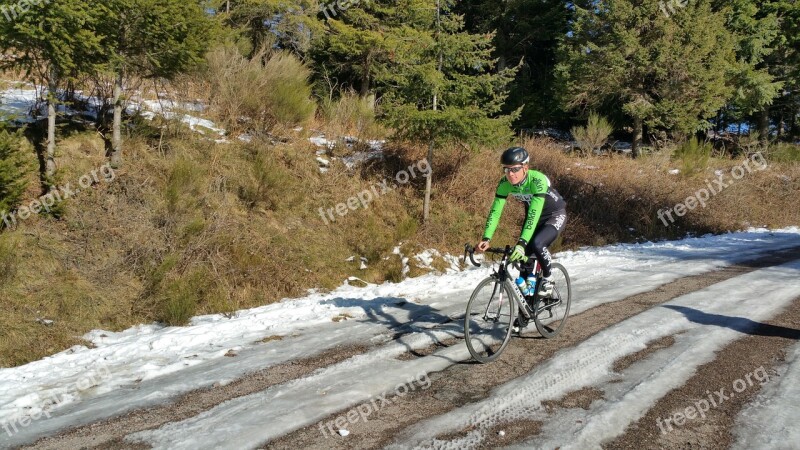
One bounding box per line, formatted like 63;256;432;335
311;0;435;96
761;0;800;140
98;0;213;166
713;0;782;142
221;0;323;58
0;0;106;185
385;0;516;221
456;0;570;128
557;0;738;157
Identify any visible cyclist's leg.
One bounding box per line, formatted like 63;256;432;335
522;211;567;278
526;225;558;277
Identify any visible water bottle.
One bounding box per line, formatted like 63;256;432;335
515;277;527;295
525;276;537;296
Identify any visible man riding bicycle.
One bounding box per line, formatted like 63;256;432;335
476;146;567;297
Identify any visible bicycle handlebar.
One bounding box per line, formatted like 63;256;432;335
463;243;527;268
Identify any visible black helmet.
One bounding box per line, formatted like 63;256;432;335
500;147;529;165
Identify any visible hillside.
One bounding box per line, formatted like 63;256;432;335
1;105;799;367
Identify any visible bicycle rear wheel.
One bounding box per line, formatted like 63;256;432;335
464;277;517;363
533;262;571;338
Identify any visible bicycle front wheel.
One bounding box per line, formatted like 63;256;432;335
533;262;571;338
464;277;517;363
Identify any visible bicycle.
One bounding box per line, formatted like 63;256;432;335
462;244;572;363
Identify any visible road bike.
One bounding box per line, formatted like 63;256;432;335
462;244;572;363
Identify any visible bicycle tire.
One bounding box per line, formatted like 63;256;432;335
464;277;517;363
533;262;571;338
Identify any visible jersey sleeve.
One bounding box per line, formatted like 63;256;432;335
482;178;512;241
518;171;548;245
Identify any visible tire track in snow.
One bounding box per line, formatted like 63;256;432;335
19;344;370;450
732;338;800;449
264;249;800;450
392;259;800;449
607;297;800;449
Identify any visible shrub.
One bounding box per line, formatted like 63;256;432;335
320;91;381;139
206;45;316;134
571;112;613;156
237;149;293;211
0;129;31;225
165;157;202;216
160;268;223;326
766;142;800;163
673;137;711;176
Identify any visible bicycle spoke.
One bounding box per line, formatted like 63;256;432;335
464;278;516;363
533;263;571;339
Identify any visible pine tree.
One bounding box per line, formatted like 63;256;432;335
455;0;570;127
713;0;782;143
384;0;516;221
311;0;515;220
310;0;436;96
557;0;738;157
222;0;323;58
761;0;800;140
0;0;106;185
98;0;213;166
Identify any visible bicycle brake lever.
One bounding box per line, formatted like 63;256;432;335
464;243;481;267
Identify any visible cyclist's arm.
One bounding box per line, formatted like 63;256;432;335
482;179;511;241
518;171;548;245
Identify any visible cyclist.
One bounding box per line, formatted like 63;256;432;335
476;146;567;298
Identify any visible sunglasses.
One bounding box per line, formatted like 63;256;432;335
502;166;525;174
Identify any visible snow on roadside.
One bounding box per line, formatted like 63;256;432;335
309;133;386;170
414;249;462;274
0;86;40;122
0;228;798;446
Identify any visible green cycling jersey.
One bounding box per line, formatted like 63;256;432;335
482;170;566;245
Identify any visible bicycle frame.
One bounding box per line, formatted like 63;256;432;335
466;244;535;320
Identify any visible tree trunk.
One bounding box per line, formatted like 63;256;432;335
46;77;57;183
423;140;433;222
110;71;124;168
423;0;442;223
631;115;643;159
359;55;371;97
758;108;769;144
423;88;438;223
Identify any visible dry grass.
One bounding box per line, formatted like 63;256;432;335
0;129;797;367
